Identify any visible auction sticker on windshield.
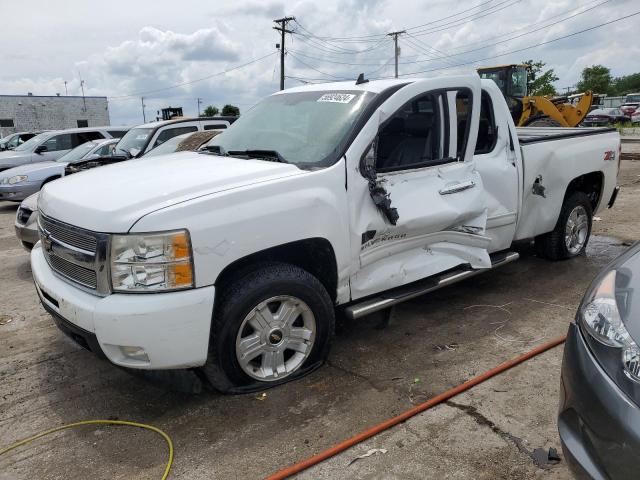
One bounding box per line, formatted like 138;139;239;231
317;93;356;103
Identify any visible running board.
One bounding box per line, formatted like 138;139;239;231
344;251;520;320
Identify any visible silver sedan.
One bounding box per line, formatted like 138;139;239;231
0;139;117;202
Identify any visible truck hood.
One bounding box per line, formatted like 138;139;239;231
0;161;64;180
38;152;306;232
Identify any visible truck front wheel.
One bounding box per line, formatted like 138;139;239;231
535;191;593;260
202;263;335;393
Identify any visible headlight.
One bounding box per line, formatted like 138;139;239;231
8;175;28;185
579;270;640;383
110;230;194;292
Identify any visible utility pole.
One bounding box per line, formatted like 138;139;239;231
141;97;146;123
64;81;68;96
273;16;295;91
197;98;203;116
387;30;406;78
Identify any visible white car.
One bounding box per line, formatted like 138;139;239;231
32;76;620;392
632;109;640;124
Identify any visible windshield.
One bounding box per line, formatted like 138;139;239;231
143;134;186;158
56;141;98;163
207;90;375;168
13;133;50;152
114;127;153;156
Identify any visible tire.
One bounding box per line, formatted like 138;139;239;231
526;117;563;127
201;262;335;393
535;191;593;260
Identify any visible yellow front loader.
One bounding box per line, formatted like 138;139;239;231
477;64;593;127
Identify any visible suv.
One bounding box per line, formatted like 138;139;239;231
0;126;128;172
112;117;236;159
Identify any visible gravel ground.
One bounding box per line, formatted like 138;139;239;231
1;159;639;480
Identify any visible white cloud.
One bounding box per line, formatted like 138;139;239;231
0;0;637;124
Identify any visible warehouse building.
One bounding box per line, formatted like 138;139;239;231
0;94;110;138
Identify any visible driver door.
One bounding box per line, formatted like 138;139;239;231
346;76;490;300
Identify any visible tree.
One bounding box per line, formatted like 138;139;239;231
576;65;612;94
201;105;219;117
610;72;640;96
522;60;559;96
221;104;240;116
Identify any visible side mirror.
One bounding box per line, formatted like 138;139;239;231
34;145;48;154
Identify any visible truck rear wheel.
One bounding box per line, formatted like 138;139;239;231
535;192;593;260
202;263;335;393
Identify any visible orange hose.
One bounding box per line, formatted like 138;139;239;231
265;334;567;480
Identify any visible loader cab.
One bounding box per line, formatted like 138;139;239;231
478;65;528;124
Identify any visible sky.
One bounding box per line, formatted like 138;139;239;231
1;0;638;125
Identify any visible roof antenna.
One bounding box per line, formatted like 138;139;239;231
355;73;369;85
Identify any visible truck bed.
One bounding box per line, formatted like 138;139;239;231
513;126;620;241
515;126;617;144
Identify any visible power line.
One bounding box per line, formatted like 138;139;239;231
288;0;612;69
376;10;640;79
108;52;277;100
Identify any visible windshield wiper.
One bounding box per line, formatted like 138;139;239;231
227;149;288;163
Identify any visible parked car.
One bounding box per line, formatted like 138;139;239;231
620;92;640;116
14;133;214;250
14;192;38;250
0;138;120;203
632;109;640;125
112;117;236;159
582;108;630;127
0;126;128;174
31;76;620;392
142;130;221;158
559;242;640;479
0;132;38;151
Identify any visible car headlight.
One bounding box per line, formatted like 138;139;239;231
8;175;28;185
579;269;640;383
110;230;194;292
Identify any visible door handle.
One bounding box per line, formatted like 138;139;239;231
439;180;476;195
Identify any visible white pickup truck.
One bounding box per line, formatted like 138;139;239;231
31;75;620;392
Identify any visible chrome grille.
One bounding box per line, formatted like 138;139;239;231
39;214;97;253
47;253;97;289
39;213;108;294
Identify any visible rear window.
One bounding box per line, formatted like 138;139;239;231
153;126;198;147
107;130;128;138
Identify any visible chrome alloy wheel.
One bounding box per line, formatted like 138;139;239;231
565;205;589;255
235;295;316;381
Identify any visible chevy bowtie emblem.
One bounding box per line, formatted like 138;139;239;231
42;233;53;252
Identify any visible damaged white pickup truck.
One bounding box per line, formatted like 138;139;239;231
32;75;620;392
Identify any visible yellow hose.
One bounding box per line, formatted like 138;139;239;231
0;420;174;479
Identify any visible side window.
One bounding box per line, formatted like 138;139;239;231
204;124;227;130
474;92;498;154
43;134;73;152
375;93;444;172
153;126;197;147
75;131;104;145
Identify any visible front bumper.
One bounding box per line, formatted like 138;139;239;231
31;243;215;369
558;323;640;479
0;182;39;202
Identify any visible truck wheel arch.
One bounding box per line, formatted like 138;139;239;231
563;171;604;212
42;175;61;186
214;238;339;303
